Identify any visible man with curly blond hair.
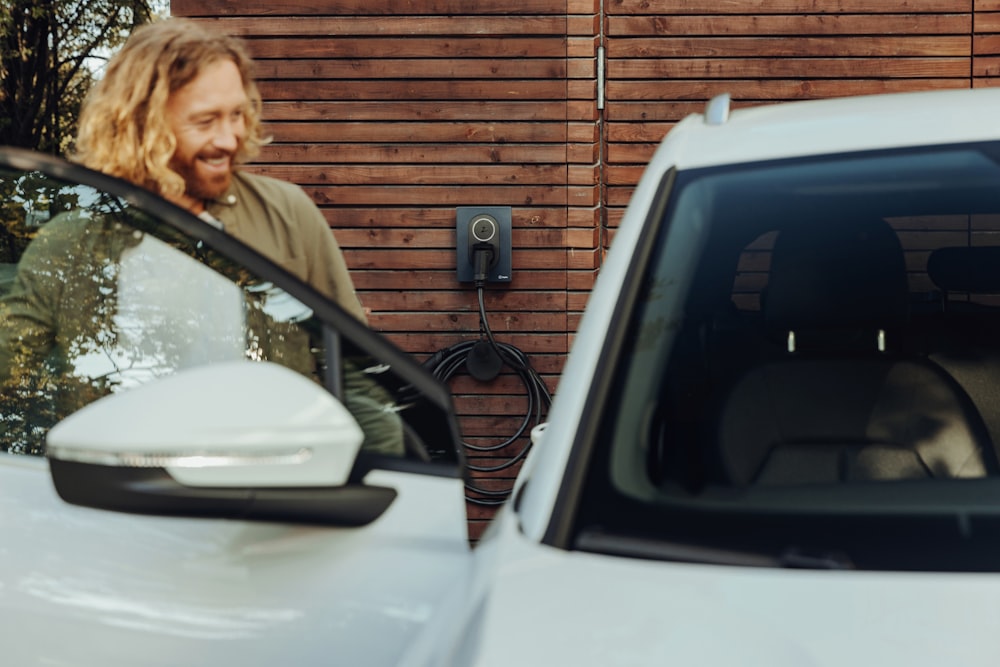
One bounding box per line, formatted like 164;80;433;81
74;17;366;321
0;18;407;456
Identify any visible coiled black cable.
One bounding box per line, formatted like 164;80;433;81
423;283;551;506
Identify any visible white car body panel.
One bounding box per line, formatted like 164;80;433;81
670;87;1000;171
475;510;1000;667
0;454;471;666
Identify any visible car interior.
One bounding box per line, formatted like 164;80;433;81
647;145;1000;496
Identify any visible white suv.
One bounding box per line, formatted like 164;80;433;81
471;87;1000;665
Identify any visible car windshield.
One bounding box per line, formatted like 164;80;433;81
577;141;1000;571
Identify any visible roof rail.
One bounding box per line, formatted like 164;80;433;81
704;93;731;126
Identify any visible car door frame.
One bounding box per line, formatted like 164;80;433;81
0;146;467;479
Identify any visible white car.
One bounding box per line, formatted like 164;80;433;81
472;87;1000;666
6;85;1000;665
0;147;473;665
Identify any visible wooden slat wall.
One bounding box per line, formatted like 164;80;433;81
171;0;601;539
169;0;1000;539
604;0;978;238
976;0;1000;82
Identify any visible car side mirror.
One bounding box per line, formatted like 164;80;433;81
46;361;397;526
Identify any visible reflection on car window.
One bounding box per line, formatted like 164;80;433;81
577;143;1000;569
0;167;405;459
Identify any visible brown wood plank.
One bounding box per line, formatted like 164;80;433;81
258;80;572;101
568;0;599;12
360;290;568;312
257;143;567;164
974;56;1000;75
346;248;568;271
183;16;569;36
606;101;729;121
246;37;567;60
174;0;567;16
608;36;970;58
264;122;568;143
254;59;570;80
388;333;568;356
318;207;568;229
307;185;568;207
976;13;1000;32
568;14;600;36
253;164;568;186
332;228;567;250
605;0;970;14
975;34;1000;54
452;396;554;418
609;14;971;36
607;123;672;142
373;312;568;333
605;165;647;187
261;101;568;122
606;143;659;164
611;58;970;79
349;270;568;291
607;78;967;102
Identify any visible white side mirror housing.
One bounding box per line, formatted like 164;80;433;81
47;360;364;487
45;362;396;526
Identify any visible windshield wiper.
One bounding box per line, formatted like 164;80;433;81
777;547;854;570
576;529;777;567
576;529;856;570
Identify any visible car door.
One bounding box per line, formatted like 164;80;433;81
0;147;474;666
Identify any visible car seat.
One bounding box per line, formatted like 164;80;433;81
711;218;997;486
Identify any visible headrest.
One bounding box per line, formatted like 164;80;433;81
928;247;1000;293
765;220;909;337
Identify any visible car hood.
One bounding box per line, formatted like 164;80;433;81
0;455;472;666
472;511;1000;666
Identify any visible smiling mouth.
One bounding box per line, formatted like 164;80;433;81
199;155;231;169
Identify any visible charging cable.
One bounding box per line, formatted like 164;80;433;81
424;246;551;505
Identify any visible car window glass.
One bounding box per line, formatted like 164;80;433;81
0;166;415;461
578;143;1000;569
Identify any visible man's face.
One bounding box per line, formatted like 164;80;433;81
165;58;249;212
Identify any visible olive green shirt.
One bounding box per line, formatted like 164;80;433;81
207;171;367;323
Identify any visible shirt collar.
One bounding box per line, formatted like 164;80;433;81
203;175;241;222
207;185;239;209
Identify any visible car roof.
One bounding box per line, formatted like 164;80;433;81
663;87;1000;171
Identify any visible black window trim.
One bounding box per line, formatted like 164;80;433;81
540;167;679;549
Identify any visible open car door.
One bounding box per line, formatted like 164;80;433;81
0;147;474;666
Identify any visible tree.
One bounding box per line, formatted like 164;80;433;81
0;0;165;156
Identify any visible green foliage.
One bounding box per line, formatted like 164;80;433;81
0;0;167;156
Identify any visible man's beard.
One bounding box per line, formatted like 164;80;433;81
171;154;235;202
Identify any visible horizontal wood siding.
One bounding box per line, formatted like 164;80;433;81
604;0;976;237
976;0;1000;82
170;0;999;539
172;0;599;539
